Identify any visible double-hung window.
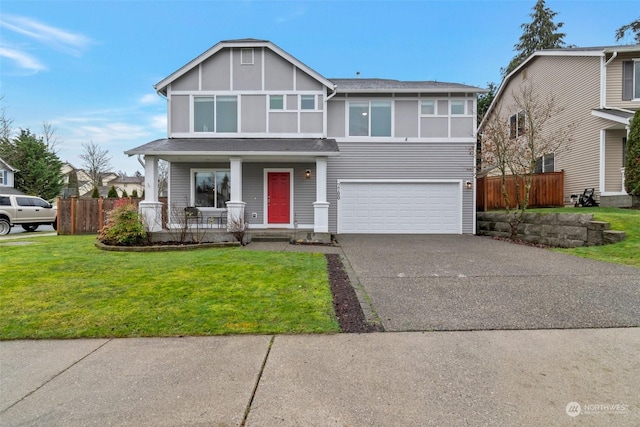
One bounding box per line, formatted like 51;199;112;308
534;154;555;174
348;101;392;137
192;170;231;208
509;111;526;139
193;96;238;133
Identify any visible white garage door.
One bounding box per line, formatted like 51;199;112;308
338;181;462;234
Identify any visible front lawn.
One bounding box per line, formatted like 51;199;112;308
0;235;340;339
528;207;640;268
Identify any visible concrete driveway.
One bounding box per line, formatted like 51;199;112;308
338;234;640;331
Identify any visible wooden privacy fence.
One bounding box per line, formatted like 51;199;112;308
476;171;564;212
57;197;167;235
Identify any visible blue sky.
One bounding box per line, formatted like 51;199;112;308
0;0;637;174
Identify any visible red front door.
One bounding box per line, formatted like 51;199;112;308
267;172;290;224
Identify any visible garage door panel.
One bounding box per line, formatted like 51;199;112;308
338;182;461;234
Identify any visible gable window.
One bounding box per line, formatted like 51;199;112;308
240;48;254;65
270;95;284;110
534;153;555;173
193;96;238;133
301;95;315;110
348;101;392;137
192;170;231;208
509;111;526;139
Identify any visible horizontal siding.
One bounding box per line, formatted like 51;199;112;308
327;141;475;234
606;52;640;109
604;129;626;192
488;56;607;202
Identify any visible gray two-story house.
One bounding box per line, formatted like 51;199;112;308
126;39;484;237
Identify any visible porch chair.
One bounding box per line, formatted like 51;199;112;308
184;206;203;224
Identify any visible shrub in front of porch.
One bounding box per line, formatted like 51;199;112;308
98;199;148;246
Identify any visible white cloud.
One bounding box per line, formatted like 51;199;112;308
275;5;307;24
0;46;46;73
150;115;167;132
139;93;162;105
0;14;92;57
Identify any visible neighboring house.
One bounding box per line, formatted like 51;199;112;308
126;39;484;236
61;162;144;197
480;44;640;207
0;157;23;195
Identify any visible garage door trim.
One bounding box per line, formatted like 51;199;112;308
337;179;464;234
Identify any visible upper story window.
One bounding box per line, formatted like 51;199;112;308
301;95;315;110
269;95;284;110
348;101;392;137
509;111;526;139
451;100;465;115
240;48;254;65
194;96;238;133
420;100;435;115
622;60;640;100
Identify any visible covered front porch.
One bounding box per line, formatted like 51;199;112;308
124;138;339;238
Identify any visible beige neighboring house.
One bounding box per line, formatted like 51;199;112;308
480;44;639;207
61;162;144;197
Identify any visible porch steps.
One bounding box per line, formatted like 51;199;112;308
249;231;295;243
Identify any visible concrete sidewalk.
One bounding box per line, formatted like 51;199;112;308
1;329;639;426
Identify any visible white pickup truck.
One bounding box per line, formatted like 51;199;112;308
0;194;58;235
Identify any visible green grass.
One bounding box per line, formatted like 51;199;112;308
0;235;339;339
527;207;640;268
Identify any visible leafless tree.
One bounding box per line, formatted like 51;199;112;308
479;83;574;237
0;97;13;142
41;121;61;153
158;160;169;197
80;141;112;189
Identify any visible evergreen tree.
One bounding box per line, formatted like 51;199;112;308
121;189;128;198
107;185;118;198
131;189;138;198
502;0;566;77
67;169;79;197
625;110;640;196
91;186;100;198
0;129;63;200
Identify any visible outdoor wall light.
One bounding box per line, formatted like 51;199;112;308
305;169;312;179
465;181;473;190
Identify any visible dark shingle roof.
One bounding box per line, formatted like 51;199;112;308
125;138;339;156
330;78;485;93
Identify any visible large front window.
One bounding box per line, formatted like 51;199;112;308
192;170;231;208
193;96;238;132
348;101;392;137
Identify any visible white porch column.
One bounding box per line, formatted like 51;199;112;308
140;155;163;232
226;157;246;230
313;157;329;233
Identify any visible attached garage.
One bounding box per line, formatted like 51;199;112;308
337;180;462;234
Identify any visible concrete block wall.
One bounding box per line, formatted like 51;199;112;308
476;212;626;248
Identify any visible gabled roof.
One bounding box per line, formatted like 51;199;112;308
479;44;640;131
155;39;336;96
0;157;18;172
330;78;485;94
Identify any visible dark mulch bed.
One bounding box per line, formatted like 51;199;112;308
325;254;382;333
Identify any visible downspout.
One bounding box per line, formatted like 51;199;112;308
601;51;618;108
323;84;338;136
137;155;145;168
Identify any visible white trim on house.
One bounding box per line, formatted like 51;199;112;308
599;129;606;194
263;168;294;227
591;109;633;126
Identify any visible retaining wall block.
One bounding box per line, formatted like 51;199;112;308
603;230;626;245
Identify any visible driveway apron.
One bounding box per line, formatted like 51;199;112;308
338;234;640;331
